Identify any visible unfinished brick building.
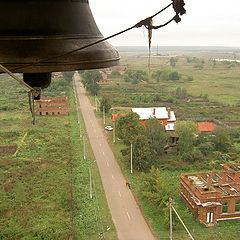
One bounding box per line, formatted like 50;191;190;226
36;97;68;116
180;164;240;226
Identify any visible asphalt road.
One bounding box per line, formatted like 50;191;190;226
74;72;156;240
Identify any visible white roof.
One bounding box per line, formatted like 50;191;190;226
132;107;169;120
168;111;176;122
132;107;176;122
165;123;175;131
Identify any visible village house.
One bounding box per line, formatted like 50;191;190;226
131;107;176;131
36;97;68;116
198;122;214;132
180;164;240;226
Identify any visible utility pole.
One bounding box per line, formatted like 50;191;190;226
83;134;86;160
89;164;92;199
130;143;133;174
172;205;195;240
103;105;105;125
169;197;173;240
113;120;116;143
95;95;98;111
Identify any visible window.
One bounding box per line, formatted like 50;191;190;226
46;112;49;115
39;112;42;115
52;112;55;115
222;202;228;213
235;200;240;212
39;104;42;108
58;112;60;115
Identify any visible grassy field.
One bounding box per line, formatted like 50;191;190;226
0;75;116;239
118;51;240;106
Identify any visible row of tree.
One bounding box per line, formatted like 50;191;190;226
116;112;237;171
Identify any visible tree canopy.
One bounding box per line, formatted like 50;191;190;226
175;121;199;161
123;69;148;84
100;95;112;114
145;117;168;156
81;70;102;95
116;111;144;145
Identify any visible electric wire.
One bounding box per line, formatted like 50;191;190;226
10;2;175;73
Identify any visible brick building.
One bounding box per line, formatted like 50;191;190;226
180;164;240;226
36;97;68;116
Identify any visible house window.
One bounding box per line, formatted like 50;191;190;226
39;112;42;115
52;112;55;115
235;200;240;212
222;202;228;213
58;112;60;115
39;104;42;108
46;112;49;115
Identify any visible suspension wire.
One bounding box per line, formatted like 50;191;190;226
11;2;174;73
0;64;33;90
0;63;40;125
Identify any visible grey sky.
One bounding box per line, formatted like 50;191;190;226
90;0;240;47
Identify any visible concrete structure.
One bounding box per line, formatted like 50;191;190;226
132;107;176;131
36;97;68;116
180;164;240;226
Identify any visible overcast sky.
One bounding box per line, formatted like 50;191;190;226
90;0;240;47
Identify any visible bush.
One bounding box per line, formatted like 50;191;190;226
198;142;214;156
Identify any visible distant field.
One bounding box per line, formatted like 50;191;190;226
118;50;240;106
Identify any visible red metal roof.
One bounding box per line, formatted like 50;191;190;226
198;122;214;132
111;113;126;124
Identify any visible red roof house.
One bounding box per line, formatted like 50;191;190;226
198;122;214;132
111;113;126;125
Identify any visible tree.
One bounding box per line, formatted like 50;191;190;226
109;70;121;78
169;71;179;80
116;112;144;145
140;166;175;208
145;117;168;156
123;69;148;84
131;134;153;171
212;127;232;153
170;57;178;67
100;95;112;114
81;70;102;95
62;71;74;82
175;121;199;161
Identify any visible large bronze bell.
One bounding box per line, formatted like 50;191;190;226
0;0;120;91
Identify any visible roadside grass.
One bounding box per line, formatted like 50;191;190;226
69;89;117;240
0;75;117;239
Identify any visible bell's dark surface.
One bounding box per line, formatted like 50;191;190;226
0;0;120;88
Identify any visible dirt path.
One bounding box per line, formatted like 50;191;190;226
74;73;156;240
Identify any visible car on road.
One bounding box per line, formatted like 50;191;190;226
105;125;113;131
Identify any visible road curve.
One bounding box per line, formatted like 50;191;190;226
74;72;156;240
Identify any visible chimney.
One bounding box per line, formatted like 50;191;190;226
153;108;156;116
167;108;171;119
